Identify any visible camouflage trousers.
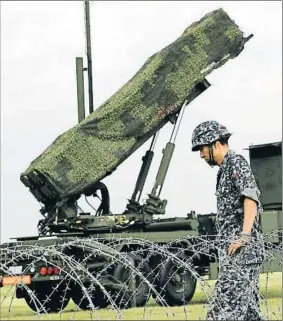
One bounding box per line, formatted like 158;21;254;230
206;262;263;321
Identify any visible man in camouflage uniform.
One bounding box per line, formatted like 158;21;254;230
191;121;265;321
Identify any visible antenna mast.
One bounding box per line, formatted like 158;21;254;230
84;1;94;114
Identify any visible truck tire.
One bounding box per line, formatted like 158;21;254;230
24;281;70;313
113;253;152;308
157;252;197;306
71;284;109;310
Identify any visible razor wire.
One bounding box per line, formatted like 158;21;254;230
0;230;281;320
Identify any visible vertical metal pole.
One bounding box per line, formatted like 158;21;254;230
76;57;86;123
84;1;94;114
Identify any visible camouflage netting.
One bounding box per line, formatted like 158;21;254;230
22;8;250;201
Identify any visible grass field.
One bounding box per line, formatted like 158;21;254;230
0;272;281;320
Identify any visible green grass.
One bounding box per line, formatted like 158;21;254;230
0;272;281;320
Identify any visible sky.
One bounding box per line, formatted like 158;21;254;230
1;1;282;243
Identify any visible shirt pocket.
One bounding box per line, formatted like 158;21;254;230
215;184;233;197
215;183;236;214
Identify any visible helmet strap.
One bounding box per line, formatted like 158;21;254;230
207;144;217;167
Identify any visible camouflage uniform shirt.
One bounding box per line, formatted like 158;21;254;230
215;150;265;265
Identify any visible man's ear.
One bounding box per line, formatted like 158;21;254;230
213;141;220;150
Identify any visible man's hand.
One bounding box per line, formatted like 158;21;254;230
228;234;251;256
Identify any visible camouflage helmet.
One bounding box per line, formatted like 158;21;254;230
191;120;232;151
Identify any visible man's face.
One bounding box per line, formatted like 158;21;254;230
199;145;211;164
199;142;221;165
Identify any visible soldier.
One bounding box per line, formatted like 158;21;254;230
191;120;265;321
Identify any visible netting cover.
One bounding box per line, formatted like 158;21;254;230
22;8;250;201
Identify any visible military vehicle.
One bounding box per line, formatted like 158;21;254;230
0;8;281;313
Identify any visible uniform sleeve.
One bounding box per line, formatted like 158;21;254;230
230;155;261;205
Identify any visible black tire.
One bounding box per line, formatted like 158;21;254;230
71;283;110;310
113;253;152;309
157;252;197;306
24;281;70;313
